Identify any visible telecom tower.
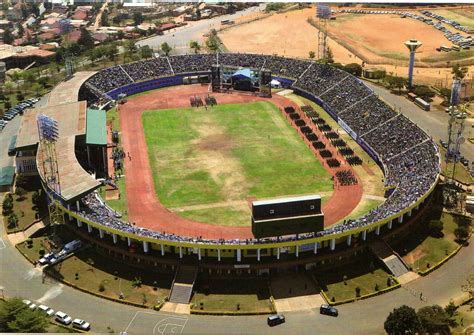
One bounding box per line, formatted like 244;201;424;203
316;4;331;61
404;39;423;89
445;79;466;182
37;114;63;226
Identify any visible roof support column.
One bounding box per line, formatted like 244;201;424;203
218;249;221;262
295;245;299;258
127;237;131;246
330;238;336;251
160;244;165;256
112;234;117;244
143;241;149;253
398;215;404;223
99;229;104;239
347;234;352;246
179;246;183;259
198;248;201;261
314;242;318;254
87;224;92;233
388;220;393;230
375;225;381;235
276;247;280;260
236;249;241;262
362;230;367;241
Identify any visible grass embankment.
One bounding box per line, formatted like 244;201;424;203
191;278;273;314
3;177;47;234
48;248;171;307
391;212;467;272
98;177;128;222
315;259;393;303
142;101;332;226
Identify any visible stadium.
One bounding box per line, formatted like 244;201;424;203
14;53;440;301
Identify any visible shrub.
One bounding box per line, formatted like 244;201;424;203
132;277;142;288
454;226;469;241
343;275;348;285
375;284;379;291
355;287;361;297
428;220;443;237
387;277;392;287
39;249;45;256
331;297;335;302
99;282;105;292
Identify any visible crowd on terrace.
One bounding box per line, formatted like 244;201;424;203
73;53;439;245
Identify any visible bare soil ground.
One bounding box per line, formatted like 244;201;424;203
219;6;474;86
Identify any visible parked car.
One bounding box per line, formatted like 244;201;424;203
55;311;72;325
320;304;339;317
267;314;285;326
72;318;91;331
38;253;55;265
38;304;55;317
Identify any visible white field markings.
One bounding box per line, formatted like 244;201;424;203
124;311;188;335
0;238;5;250
23;268;43;280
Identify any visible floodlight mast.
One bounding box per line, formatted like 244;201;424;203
316;4;331;61
445;79;466;183
36;114;63;225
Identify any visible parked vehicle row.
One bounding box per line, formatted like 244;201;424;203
0;97;39;132
22;300;91;330
421;10;474;34
38;239;83;266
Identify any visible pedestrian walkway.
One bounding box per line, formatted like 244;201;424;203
370;240;410;277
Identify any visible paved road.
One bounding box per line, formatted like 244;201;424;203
0;115;21;169
0;212;472;334
136;6;264;55
365;81;474;164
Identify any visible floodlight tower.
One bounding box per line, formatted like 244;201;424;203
37;114;63;225
445;79;466;182
404;39;423;89
316;4;331;61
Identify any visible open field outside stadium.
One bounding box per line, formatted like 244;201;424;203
142;101;333;227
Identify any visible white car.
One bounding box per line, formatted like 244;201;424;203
55;311;72;325
22;300;36;310
72;318;91;331
38;253;55;265
38;304;55;317
22;299;32;306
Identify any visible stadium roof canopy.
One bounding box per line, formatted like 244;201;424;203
16;99;100;203
86;109;107;146
47;71;96;106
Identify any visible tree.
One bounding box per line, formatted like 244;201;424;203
7;213;18;229
161;42;172;56
32;191;41;207
124;40;136;54
413;85;435;101
0;297;48;333
454;226;469;241
205;31;220;53
15;187;27;201
428;219;443;237
439;87;452;104
189;40;200;54
417;305;454;334
105;43;118;62
15;174;27;188
133;12;144;26
31;83;43;96
326;47;334;63
78;28;95;51
309;51;315;59
2;194;13;215
344;63;363;77
444;300;457;317
451;64;468;80
101;11;109;27
384;305;422;335
17;22;25;38
385;75;406;94
3;28;14;44
140;45;153;59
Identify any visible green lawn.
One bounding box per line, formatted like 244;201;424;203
315;260;393;303
3;177;47;233
396;212;462;272
432;9;474;29
48;248;171;307
17;236;50;262
142;101;332;226
191;278;272;313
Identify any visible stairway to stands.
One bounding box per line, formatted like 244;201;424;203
168;265;198;304
370;241;410;278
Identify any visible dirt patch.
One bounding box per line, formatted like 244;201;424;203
191;119;248;202
404;249;426;264
105;189;119;201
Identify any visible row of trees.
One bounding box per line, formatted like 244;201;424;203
384;303;460;334
0;298;49;333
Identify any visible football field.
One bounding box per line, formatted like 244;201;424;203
142;101;332;227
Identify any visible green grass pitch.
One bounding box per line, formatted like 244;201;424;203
142;101;333;227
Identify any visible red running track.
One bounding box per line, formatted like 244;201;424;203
118;85;363;240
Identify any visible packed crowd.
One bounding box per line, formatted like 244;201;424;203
74;53;440;244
